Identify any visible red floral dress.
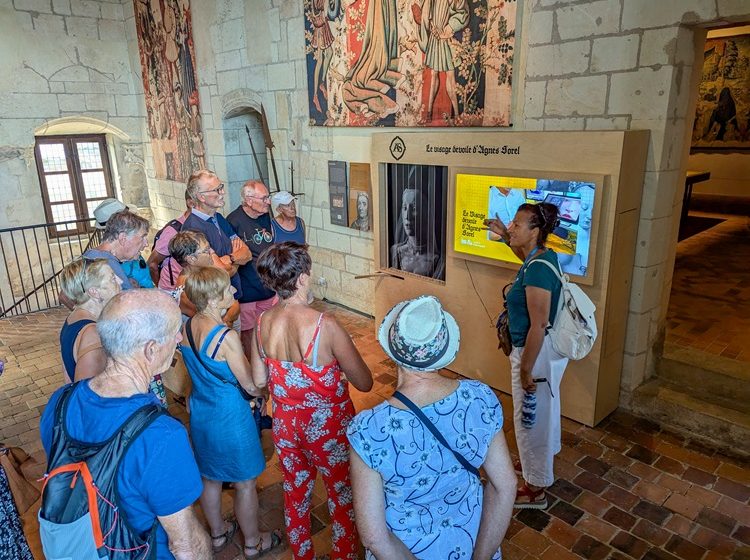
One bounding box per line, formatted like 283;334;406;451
257;312;357;560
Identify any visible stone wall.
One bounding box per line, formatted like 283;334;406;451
519;0;749;404
0;0;149;230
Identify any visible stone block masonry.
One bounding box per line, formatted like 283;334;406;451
0;0;150;231
522;0;750;403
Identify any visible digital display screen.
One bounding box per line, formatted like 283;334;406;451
454;173;596;276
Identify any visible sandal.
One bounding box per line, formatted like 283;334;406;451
211;519;238;553
513;483;548;509
244;529;284;559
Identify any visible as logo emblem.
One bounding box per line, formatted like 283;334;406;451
389;136;405;161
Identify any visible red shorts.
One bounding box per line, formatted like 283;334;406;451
239;295;278;331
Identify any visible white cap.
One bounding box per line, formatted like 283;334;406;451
93;198;131;229
271;191;297;206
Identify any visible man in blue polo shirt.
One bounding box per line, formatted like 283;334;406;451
181;170;251;302
39;290;210;559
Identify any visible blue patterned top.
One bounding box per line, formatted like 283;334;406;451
347;380;503;559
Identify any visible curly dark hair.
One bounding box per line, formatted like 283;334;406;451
256;242;312;299
518;202;560;247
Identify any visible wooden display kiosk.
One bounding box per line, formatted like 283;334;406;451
370;131;649;427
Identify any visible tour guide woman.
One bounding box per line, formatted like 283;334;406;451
485;202;568;509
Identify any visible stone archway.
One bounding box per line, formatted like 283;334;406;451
219;89;269;209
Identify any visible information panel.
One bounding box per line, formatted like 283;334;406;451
453;173;597;277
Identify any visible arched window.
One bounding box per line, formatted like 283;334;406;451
34;134;115;236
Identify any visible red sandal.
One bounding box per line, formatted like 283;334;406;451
513;483;548;509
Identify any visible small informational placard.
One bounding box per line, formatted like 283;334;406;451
348;163;372;231
454;173;597;278
328;160;348;226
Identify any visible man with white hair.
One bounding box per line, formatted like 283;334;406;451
83;208;150;290
181;169;251;301
40;290;210;560
227;180;278;356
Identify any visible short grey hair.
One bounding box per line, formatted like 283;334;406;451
186;169;219;202
97;289;180;360
60;258;112;305
241;180;267;199
101;210;149;243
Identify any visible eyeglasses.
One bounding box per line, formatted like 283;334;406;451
79;258;89;295
198;184;225;195
245;194;271;202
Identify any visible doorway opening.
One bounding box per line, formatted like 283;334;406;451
666;24;750;365
222;108;269;210
638;23;750;455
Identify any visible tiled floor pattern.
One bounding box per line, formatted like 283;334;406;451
1;303;749;559
667;212;750;362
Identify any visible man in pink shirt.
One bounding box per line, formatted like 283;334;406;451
147;193;192;290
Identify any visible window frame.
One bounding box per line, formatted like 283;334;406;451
34;134;116;237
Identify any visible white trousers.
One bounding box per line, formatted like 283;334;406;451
510;336;569;487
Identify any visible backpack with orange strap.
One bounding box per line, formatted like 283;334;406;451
39;383;164;559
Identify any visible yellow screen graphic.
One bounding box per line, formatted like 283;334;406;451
454;173;588;268
454;174;534;264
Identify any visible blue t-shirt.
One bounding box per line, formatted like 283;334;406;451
83;249;134;290
40;381;203;560
121;255;155;288
506;250;562;348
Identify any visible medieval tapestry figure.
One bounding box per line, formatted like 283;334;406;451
692;33;750;151
134;0;206;181
304;0;516;127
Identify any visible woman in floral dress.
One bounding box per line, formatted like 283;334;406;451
251;242;373;560
347;296;517;559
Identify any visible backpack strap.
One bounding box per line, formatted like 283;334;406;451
392;391;481;479
53;383;77;430
528;257;564;281
527;258;566;327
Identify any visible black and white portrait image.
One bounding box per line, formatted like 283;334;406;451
386;163;447;281
349;190;371;232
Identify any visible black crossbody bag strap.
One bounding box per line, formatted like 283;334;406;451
186;318;234;387
392;391;480;479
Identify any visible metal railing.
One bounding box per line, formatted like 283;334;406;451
0;218;101;318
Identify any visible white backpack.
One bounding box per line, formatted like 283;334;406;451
529;259;598;360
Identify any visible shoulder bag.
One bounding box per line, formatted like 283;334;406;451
495;282;513;356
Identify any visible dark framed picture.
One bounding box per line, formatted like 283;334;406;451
692;33;750;152
386;163;447;281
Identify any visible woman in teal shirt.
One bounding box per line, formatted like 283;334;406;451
485;202;568;510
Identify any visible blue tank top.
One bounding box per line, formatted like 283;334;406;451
59;319;95;384
271;217;305;244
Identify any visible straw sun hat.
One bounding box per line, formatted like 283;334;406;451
378;295;460;372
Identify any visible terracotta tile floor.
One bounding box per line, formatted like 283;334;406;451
1;302;749;559
667;212;750;362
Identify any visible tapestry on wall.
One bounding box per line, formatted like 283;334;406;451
134;0;206;181
304;0;516;127
692;33;750;151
